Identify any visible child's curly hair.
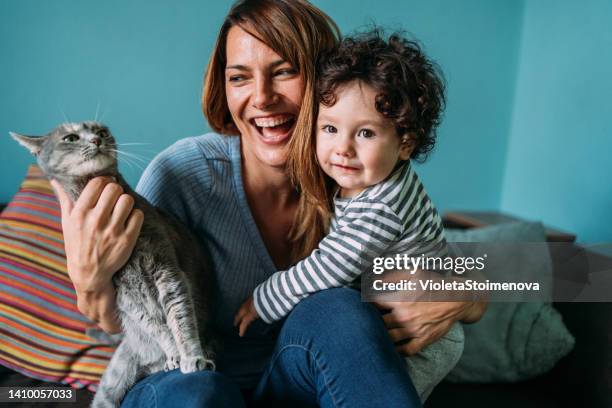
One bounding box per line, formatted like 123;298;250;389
316;29;446;162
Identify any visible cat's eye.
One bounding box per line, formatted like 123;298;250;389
63;134;80;142
97;129;109;138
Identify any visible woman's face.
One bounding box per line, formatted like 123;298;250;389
225;26;304;169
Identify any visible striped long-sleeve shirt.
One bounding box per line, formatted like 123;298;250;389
253;160;447;323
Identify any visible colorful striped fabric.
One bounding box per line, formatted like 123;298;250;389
0;165;114;391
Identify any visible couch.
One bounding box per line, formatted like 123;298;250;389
426;301;612;408
426;214;612;408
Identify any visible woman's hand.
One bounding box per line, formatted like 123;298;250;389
51;177;144;333
371;267;487;356
234;295;260;337
372;299;486;356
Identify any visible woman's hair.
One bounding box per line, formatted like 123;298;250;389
203;0;339;135
290;29;446;258
202;0;340;260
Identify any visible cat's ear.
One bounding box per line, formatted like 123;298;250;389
10;132;45;155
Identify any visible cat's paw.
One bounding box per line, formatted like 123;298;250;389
164;355;180;372
202;357;216;371
179;355;215;373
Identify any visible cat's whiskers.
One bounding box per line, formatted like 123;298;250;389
94;100;101;123
98;108;110;124
110;151;142;172
81;146;97;159
107;148;150;171
118;154;140;172
58;106;71;125
109;148;151;164
115;143;158;155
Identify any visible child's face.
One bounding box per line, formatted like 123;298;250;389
316;81;413;198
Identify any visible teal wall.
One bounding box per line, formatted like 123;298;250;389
0;0;230;192
500;0;612;242
1;1;608;241
0;0;522;209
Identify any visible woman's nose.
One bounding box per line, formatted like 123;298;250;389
252;76;277;110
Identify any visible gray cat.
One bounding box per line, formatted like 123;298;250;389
11;121;216;407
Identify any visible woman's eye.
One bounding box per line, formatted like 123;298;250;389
228;75;245;83
322;125;337;134
63;134;79;142
275;68;297;77
357;129;375;138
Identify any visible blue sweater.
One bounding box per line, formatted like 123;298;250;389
136;133;281;388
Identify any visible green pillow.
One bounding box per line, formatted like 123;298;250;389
444;222;575;382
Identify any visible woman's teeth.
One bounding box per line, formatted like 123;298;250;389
253;115;293;128
251;115;295;142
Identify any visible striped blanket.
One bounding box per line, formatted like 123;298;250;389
0;165;113;391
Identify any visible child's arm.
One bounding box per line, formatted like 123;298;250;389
252;201;404;323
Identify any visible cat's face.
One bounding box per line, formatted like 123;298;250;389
11;121;118;178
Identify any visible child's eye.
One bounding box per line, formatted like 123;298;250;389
357;129;375;138
321;125;337;134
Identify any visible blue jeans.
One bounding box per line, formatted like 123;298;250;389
121;288;421;408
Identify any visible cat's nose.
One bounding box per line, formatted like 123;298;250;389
91;137;101;146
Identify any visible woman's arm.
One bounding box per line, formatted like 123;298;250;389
460;299;487;323
372;266;487;356
51;178;143;334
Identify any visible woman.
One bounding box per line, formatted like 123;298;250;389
52;0;485;406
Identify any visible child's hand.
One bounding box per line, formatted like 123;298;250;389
234;295;259;337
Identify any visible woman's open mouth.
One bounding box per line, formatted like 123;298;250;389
251;114;296;145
